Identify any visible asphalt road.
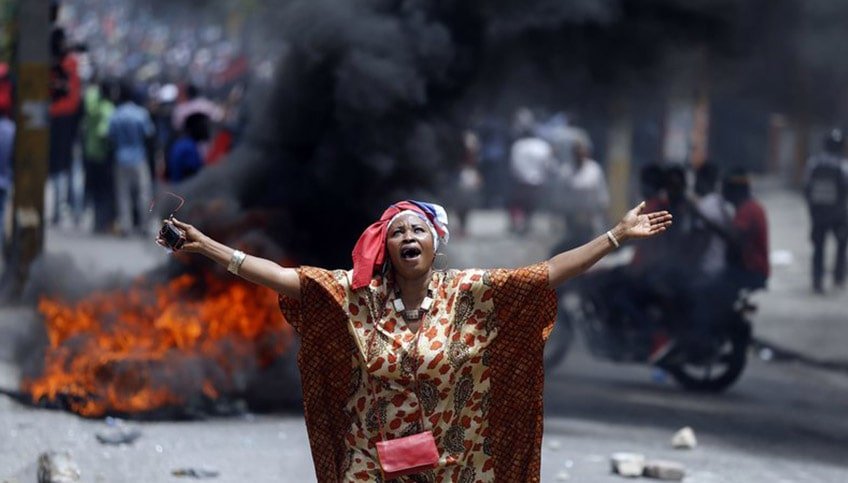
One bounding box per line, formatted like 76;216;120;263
1;178;847;482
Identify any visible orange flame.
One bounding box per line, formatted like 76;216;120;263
22;273;293;417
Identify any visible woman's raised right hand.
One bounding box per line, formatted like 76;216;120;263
158;217;208;254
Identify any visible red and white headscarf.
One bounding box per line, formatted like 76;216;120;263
351;200;449;290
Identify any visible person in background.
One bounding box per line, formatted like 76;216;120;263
48;26;82;226
171;84;223;164
452;130;483;237
562;138;610;245
509;108;554;235
167;113;209;183
723;169;770;290
81;79;115;233
171;84;223;134
630;163;668;270
108;80;154;236
686;169;770;352
0;106;14;245
149;83;179;180
205;83;247;165
474;116;510;209
690;162;733;279
0;63;11;245
0;63;11;117
660;164;702;269
803;129;848;293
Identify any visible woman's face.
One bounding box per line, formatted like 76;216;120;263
386;214;436;280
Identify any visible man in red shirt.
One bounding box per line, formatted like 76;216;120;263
722;169;770;290
680;168;769;356
48;26;82;225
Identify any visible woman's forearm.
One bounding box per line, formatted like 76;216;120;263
547;224;625;288
199;237;301;300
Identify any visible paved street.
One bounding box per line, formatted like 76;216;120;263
1;178;847;482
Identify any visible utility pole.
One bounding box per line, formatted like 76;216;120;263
2;0;50;300
606;99;632;221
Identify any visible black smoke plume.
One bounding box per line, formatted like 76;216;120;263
176;0;744;268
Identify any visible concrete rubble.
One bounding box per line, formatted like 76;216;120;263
671;426;697;449
610;452;646;477
611;452;686;480
95;427;142;445
643;460;686;481
36;451;81;483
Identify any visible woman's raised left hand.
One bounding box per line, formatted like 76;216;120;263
616;201;673;241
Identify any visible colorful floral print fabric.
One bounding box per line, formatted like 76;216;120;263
279;263;556;482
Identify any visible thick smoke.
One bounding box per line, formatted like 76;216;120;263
145;0;848;260
173;0;761;270
178;0;469;268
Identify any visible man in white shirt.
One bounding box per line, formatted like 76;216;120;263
508;114;554;234
693;162;733;278
561;139;609;243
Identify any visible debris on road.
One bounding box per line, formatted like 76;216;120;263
671;426;697;449
37;451;81;483
171;468;220;479
610;452;646;477
95;427;142;445
643;460;686;480
770;250;794;267
555;470;570;480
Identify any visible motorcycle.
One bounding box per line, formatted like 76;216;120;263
544;265;754;392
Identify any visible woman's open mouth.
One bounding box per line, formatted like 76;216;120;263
400;246;422;261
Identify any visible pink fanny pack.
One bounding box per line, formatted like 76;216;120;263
375;430;440;478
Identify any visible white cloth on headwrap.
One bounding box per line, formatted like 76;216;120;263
388;207;449;251
427;203;450;244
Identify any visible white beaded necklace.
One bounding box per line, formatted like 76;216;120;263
392;290;434;322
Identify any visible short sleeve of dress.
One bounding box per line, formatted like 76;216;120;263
488;261;557;338
277;266;349;335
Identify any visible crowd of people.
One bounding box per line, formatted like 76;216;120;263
59;0;278;88
30;0;254;236
449;105;781;361
456;110;848;307
455;108;610;242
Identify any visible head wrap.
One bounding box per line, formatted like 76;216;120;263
351;200;449;290
388;210;445;251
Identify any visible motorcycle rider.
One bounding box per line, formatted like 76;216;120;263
686;168;770;353
626;164;691;362
690;162;734;280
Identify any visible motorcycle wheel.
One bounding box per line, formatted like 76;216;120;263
544;295;576;371
665;325;750;392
